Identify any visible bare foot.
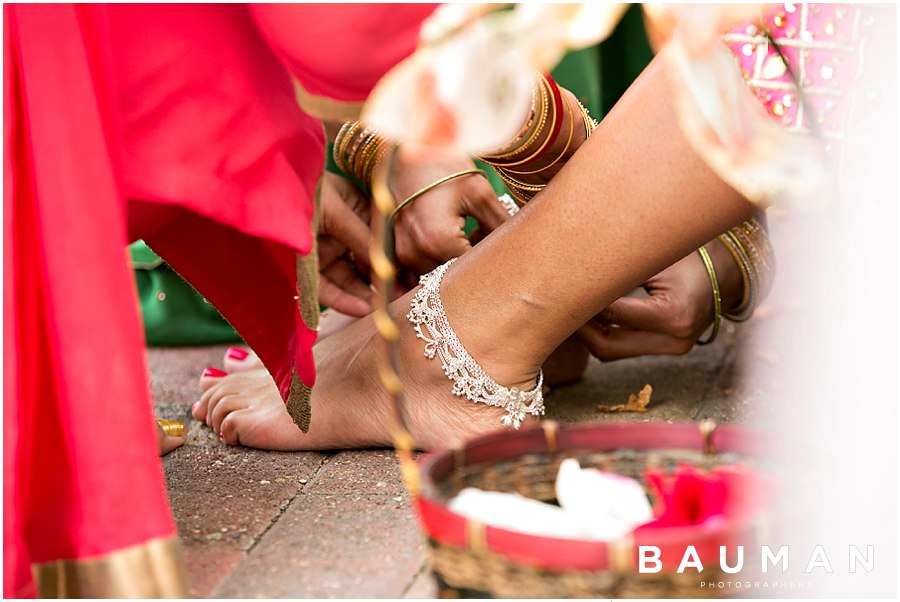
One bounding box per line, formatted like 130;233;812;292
191;290;542;451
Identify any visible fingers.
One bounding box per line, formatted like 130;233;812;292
318;266;374;317
322;191;373;268
577;322;694;362
599;294;700;341
461;179;512;233
598;296;672;333
394;214;471;274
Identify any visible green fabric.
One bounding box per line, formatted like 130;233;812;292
552;45;603;117
596;4;655;117
131;240;242;346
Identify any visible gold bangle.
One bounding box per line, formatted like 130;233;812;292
157;418;185;438
482;76;547;160
504;92;576;176
354;135;378;178
504;83;539;149
577;99;598;136
494;167;546;193
352;132;380;179
363;141;391;189
731;220;775;304
717;232;754;321
696;245;722;345
346;127;373;172
489;76;561;168
502;184;531;206
482;74;550;161
335;121;361;170
390;169;486;220
332;122;354;172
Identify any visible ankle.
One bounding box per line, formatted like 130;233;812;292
419;264;546;391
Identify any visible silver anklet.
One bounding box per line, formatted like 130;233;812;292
406;258;544;428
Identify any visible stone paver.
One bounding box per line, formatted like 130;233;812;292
545;324;740;424
213;493;426;598
181;542;246;599
309;450;410;497
152;323;751;598
164;444;324;549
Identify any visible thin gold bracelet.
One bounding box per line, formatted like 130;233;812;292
390;169;487;220
717;232;755;321
697;245;722;345
495;168;546;193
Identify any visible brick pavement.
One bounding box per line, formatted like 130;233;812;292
153;321;760;597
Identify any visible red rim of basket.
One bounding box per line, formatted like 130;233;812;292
415;421;766;573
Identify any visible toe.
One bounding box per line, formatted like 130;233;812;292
199;367;226;391
209;394;247;436
192;380;221;422
223;346;261;373
219;409;250;445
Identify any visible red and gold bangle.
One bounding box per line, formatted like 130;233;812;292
486;74;565;169
481;74;550;162
502;92;576;176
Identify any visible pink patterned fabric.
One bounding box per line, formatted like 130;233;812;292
725;3;888;159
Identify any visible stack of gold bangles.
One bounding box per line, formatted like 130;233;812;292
333;124;486;220
332;72;598;212
478;73;597;206
697;217;776;345
333;122;392;190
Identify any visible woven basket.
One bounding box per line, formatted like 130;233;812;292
413;420;766;598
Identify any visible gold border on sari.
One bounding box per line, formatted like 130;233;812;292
286;370;313;433
33;535;185;598
292;78;364;123
296;174;322;334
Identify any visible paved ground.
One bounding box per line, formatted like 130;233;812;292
152;321;765;598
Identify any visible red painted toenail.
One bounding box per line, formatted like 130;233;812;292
202;367;226;378
226;347;249;361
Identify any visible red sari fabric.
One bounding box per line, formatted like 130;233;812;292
5;6;176;595
4;3;432;596
249;4;438;103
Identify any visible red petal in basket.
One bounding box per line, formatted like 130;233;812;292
636;463;768;531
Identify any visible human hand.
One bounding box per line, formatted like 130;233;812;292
578;238;743;361
386;153;511;275
317;172;375;317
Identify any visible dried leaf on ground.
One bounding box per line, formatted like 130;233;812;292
598;384;653;413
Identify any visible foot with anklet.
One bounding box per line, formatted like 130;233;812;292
192;262;545;451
